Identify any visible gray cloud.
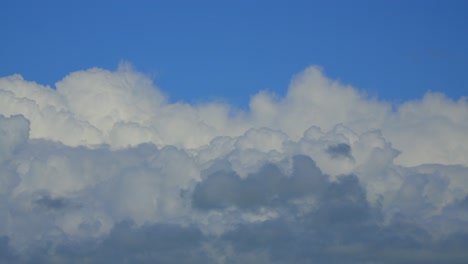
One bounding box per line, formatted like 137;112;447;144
0;148;467;263
35;195;70;210
15;222;211;264
1;164;465;263
218;172;468;264
0;236;19;264
192;155;327;210
326;143;353;160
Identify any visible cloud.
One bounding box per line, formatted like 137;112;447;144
0;64;468;262
35;194;70;211
326;143;353;160
0;114;29;161
192;155;327;210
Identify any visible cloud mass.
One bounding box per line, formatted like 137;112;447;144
1;64;468;263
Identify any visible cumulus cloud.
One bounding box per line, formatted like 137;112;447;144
192;156;327;210
0;64;468;263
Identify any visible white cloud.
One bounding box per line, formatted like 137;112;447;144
0;64;467;263
385;92;468;166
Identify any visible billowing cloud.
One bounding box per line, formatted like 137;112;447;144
192;156;327;210
0;64;467;263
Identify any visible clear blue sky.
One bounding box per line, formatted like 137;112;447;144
1;0;467;107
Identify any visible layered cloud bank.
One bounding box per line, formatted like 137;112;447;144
1;65;468;263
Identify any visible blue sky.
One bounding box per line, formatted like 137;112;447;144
1;0;467;107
